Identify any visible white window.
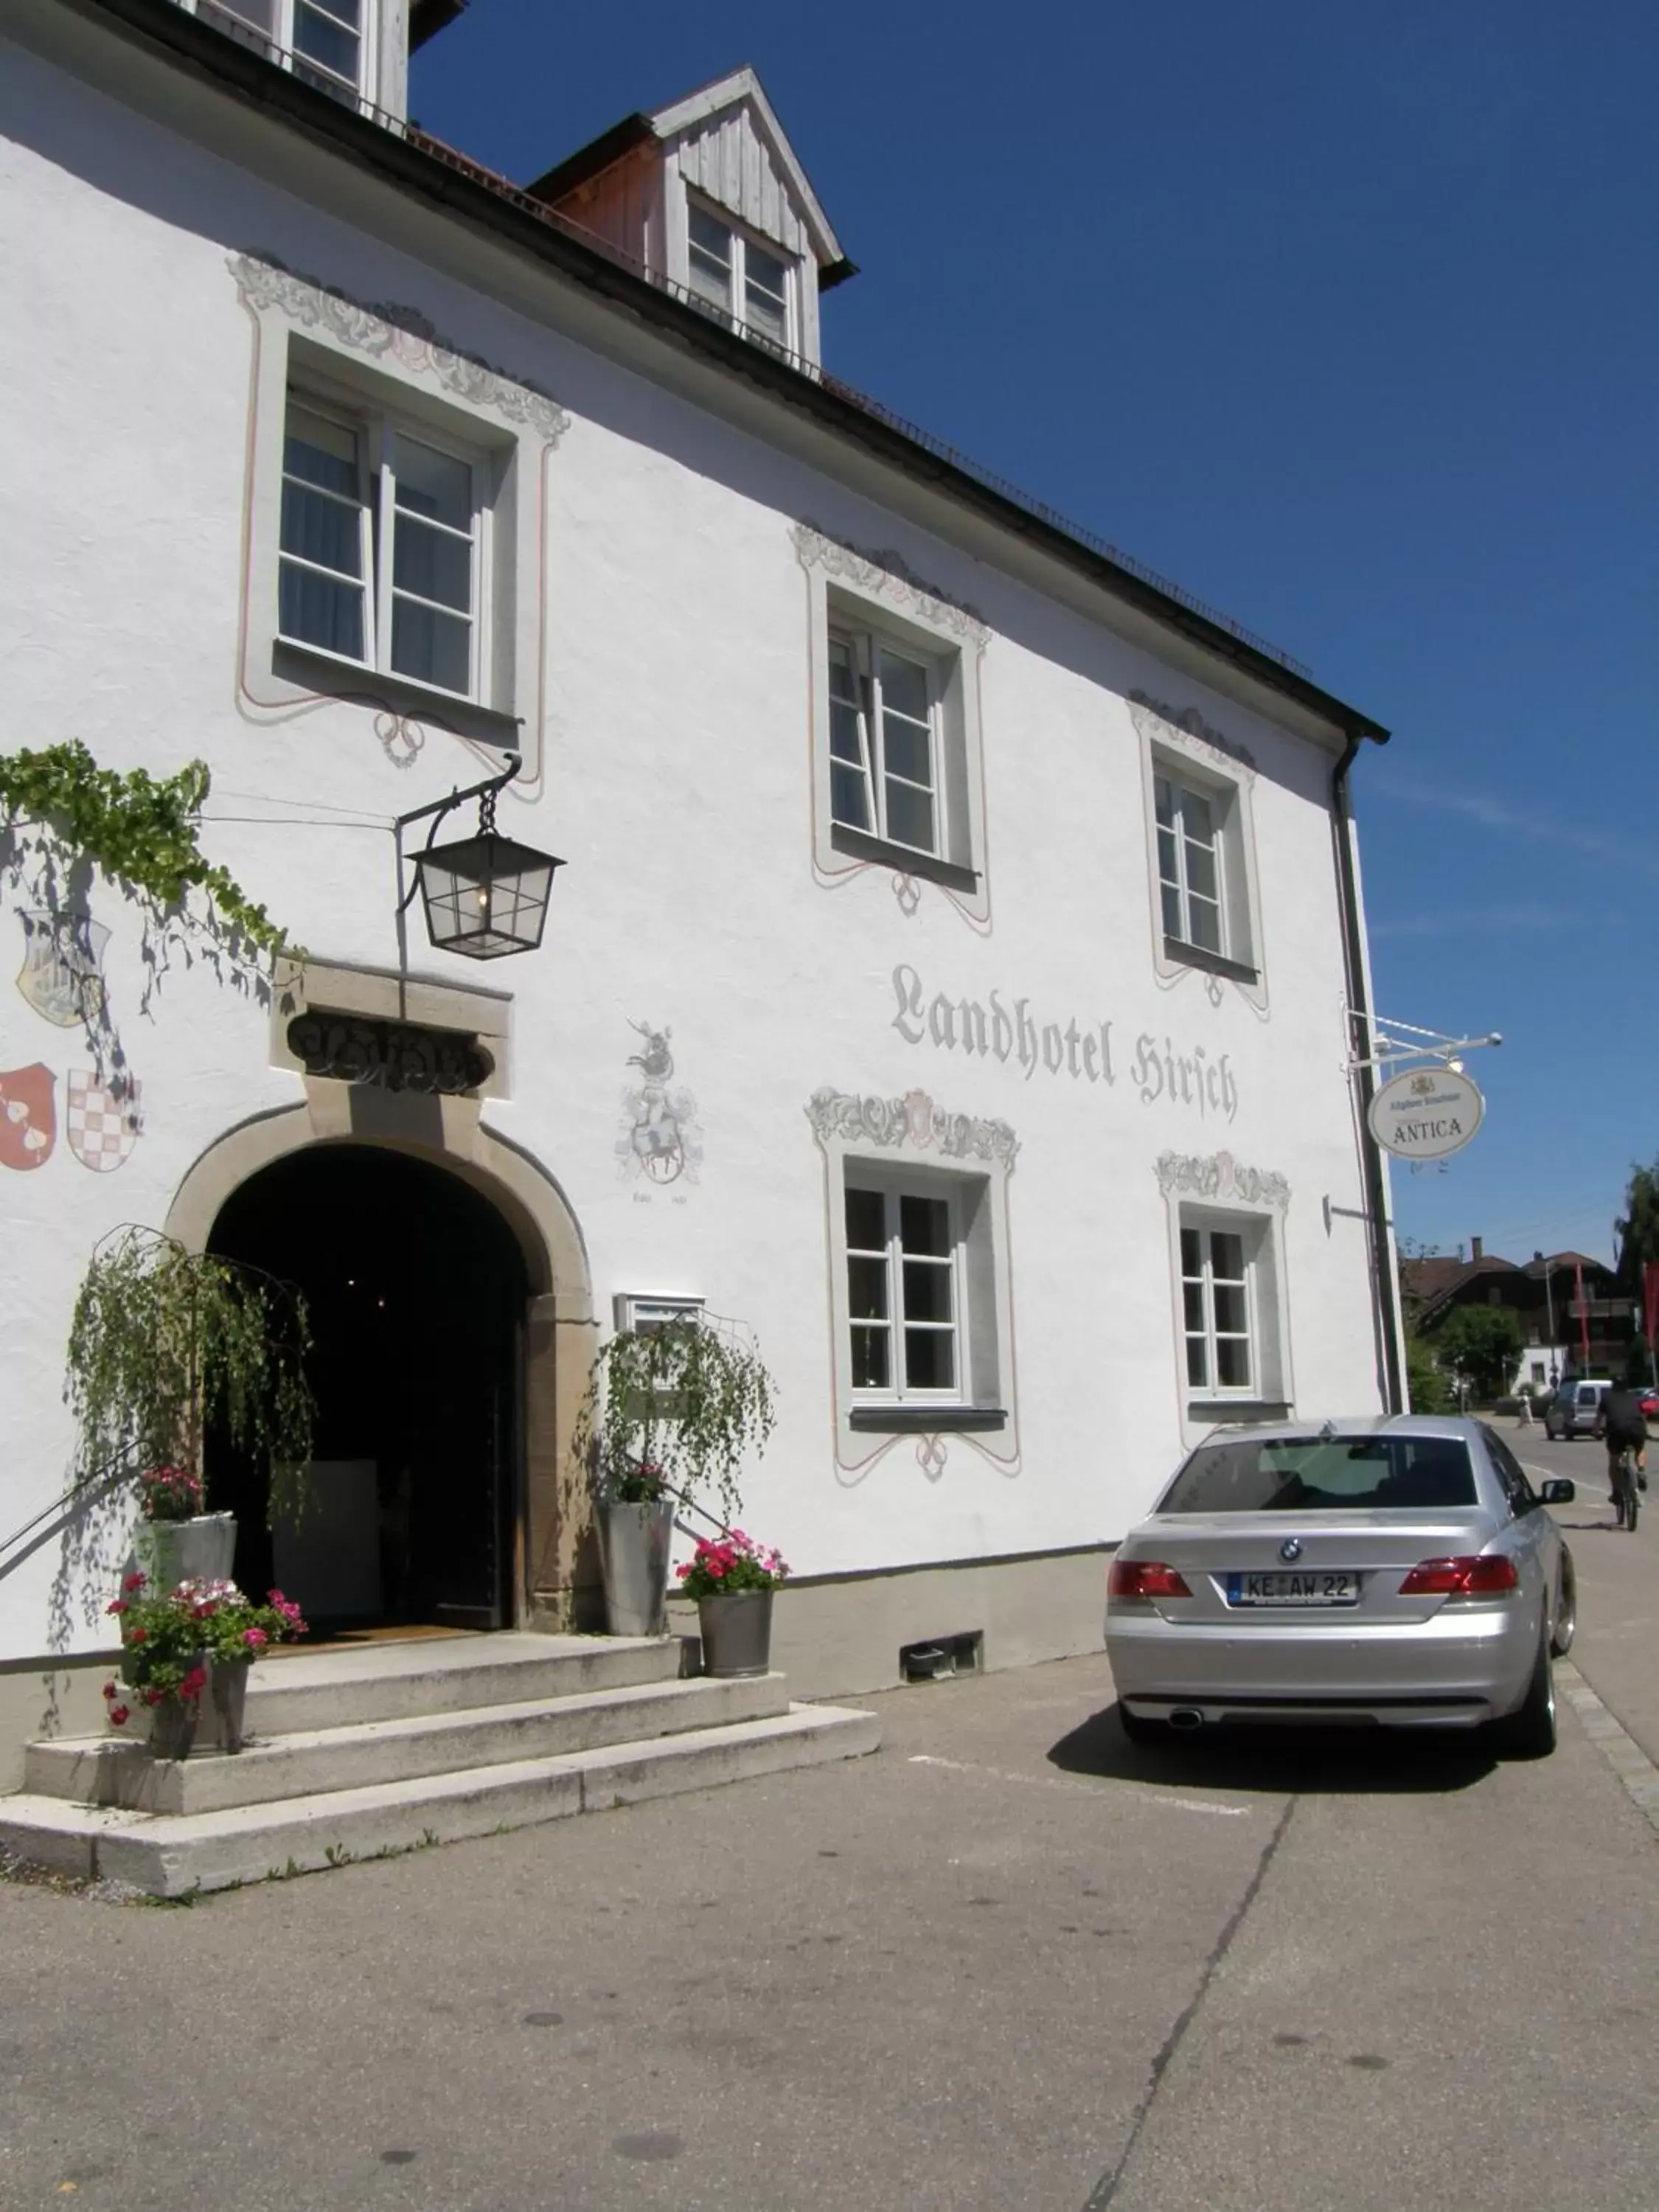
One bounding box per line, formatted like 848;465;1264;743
1156;774;1227;958
828;627;943;858
1180;1225;1253;1394
845;1183;963;1400
187;0;367;104
613;1295;706;1335
279;394;487;702
687;202;794;352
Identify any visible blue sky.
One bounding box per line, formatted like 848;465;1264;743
414;0;1658;1267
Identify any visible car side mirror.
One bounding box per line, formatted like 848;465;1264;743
1539;1479;1575;1506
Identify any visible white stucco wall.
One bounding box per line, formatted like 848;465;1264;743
0;23;1388;1668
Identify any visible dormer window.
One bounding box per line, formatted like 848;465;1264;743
687;203;793;352
184;0;368;106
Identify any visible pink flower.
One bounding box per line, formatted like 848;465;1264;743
243;1627;268;1648
706;1555;727;1579
108;1705;130;1728
675;1563;691;1580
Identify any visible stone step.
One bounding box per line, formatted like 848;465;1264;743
237;1632;683;1735
27;1672;792;1815
0;1703;882;1897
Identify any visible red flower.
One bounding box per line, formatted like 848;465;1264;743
141;1688;161;1708
178;1666;208;1702
106;1599;127;1616
129;1627;147;1645
102;1680;117;1700
108;1705;130;1728
122;1572;147;1593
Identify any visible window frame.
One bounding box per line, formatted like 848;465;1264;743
1180;1222;1256;1397
685;195;797;355
184;0;374;108
844;1175;968;1408
794;525;992;923
827;622;947;863
1156;771;1228;961
279;387;493;706
1133;697;1267;1007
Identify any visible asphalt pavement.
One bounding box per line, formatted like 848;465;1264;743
3;1449;1657;2212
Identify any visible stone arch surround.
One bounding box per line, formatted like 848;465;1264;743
166;1085;599;1630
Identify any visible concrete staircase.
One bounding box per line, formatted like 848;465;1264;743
0;1632;880;1897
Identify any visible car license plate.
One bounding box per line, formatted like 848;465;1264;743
1225;1571;1360;1607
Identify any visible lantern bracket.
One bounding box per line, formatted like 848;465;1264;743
394;753;524;918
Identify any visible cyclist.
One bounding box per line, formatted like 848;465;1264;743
1596;1383;1649;1514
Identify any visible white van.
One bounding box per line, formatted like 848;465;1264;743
1543;1378;1613;1441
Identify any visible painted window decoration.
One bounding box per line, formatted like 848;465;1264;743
1181;1224;1253;1393
189;0;366;105
279;394;484;701
828;629;942;859
845;1183;961;1399
1155;774;1225;958
686;203;793;352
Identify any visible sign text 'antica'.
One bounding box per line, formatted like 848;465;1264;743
889;964;1238;1121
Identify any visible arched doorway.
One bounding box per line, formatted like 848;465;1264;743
207;1145;529;1632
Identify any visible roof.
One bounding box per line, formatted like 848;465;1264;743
81;0;1391;744
1402;1246;1617;1326
527;66;848;276
408;0;467;54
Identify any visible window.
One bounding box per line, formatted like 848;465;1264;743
828;628;942;858
1181;1224;1253;1394
687;202;793;351
187;0;366;104
846;1184;962;1400
279;394;487;702
1482;1430;1540;1519
1156;774;1225;958
613;1295;706;1335
1158;1435;1478;1515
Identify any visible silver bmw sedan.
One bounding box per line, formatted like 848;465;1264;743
1105;1416;1576;1756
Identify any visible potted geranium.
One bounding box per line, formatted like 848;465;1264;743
104;1573;307;1758
131;1462;235;1592
574;1316;776;1638
675;1530;790;1677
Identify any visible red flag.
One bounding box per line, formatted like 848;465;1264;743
1644;1261;1659;1352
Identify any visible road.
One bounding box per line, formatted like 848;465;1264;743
3;1432;1656;2212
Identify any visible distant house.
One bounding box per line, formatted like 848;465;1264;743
1400;1237;1632;1388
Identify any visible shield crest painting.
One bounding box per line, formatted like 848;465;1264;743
0;1064;56;1170
65;1071;142;1173
15;911;109;1028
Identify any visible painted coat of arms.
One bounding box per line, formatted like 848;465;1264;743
0;1064;56;1170
65;1071;142;1173
616;1021;702;1185
15;911;108;1028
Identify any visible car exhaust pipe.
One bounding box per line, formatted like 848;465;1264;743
1168;1708;1204;1731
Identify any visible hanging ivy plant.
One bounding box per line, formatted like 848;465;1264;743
0;742;291;958
573;1316;778;1528
66;1225;315;1520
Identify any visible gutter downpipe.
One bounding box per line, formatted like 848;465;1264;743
1332;732;1405;1413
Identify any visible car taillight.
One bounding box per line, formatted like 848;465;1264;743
1398;1555;1520;1598
1108;1560;1192;1600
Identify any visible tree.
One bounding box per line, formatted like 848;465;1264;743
1423;1305;1524;1404
1615;1161;1659;1299
1403;1332;1452;1416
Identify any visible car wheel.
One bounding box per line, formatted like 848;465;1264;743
1550;1555;1576;1658
1118;1704;1163;1746
1494;1637;1557;1760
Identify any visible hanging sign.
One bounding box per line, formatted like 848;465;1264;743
1367;1065;1484;1161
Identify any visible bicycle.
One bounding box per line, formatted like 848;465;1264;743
1613;1444;1642;1532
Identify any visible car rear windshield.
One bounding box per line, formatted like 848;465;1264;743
1158;1436;1478;1514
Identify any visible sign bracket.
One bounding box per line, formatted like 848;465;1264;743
1349;1015;1502;1076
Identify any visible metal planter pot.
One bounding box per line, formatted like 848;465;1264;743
134;1512;237;1593
208;1659;251;1754
148;1694;200;1762
597;1500;675;1637
697;1589;774;1678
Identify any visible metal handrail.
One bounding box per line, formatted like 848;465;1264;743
0;1455;136;1577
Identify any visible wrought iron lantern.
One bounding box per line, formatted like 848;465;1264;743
396;755;563;962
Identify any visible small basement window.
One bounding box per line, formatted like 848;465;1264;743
900;1631;984;1683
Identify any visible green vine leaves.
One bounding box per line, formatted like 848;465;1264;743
0;745;302;1089
65;1225;316;1523
572;1316;778;1531
0;744;291;957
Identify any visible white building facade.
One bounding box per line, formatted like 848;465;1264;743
0;0;1400;1775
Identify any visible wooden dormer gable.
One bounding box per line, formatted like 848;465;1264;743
527;67;850;370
